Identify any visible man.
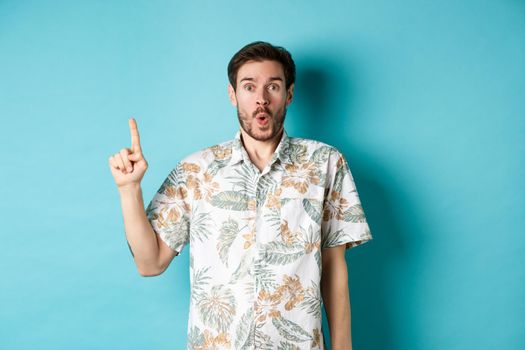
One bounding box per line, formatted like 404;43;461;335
109;41;372;350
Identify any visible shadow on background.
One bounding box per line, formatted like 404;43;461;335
294;56;418;350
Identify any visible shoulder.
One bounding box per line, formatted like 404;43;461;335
175;138;235;174
287;136;344;163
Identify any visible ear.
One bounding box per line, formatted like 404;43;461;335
285;83;294;106
228;84;238;106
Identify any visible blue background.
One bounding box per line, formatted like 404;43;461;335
1;0;523;349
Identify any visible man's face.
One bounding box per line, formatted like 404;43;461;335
228;60;294;142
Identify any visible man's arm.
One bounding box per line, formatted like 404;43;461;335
118;184;176;276
109;118;176;277
321;244;352;350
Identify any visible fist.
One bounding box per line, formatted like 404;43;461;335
108;118;148;188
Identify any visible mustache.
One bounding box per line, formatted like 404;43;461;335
253;107;272;118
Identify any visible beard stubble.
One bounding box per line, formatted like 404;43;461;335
237;106;287;142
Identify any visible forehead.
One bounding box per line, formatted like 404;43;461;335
237;60;285;83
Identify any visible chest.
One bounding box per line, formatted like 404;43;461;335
187;160;328;259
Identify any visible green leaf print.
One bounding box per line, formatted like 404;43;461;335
191;266;212;302
263;241;305;265
287;143;308;163
197;285;236;333
254;324;274;350
191;212;212;242
255;258;278;291
302;198;322;224
333;164;347;194
235;308;255;349
263;207;281;228
314;250;321;271
300;281;322;321
207;158;230;176
272;315;313;342
228;162;258;196
159;163;187;194
256;175;277;207
322;228;346;249
296;224;322;271
277;341;302;350
229;251;253;284
309;146;330;166
210;191;250;210
163;220;189;248
187;326;205;348
217;218;239;267
342;204;366;222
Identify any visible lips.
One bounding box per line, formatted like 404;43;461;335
256;113;270;125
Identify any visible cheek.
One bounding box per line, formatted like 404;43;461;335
237;96;256;111
272;92;287;104
237;96;250;105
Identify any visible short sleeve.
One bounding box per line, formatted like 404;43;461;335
145;162;192;255
321;148;373;250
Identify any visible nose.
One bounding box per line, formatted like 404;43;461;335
256;90;269;106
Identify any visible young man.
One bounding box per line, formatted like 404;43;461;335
109;41;372;350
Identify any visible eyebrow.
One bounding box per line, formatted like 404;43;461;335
239;77;283;83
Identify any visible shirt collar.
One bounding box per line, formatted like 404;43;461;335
229;129;292;166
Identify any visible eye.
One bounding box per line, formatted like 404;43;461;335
243;84;254;91
267;83;280;91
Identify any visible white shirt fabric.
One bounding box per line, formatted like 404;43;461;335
145;129;373;349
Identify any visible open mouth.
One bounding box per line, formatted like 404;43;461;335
256;113;270;125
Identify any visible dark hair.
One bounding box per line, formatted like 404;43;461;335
227;41;296;91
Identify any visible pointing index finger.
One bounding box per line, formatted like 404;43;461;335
129;117;142;153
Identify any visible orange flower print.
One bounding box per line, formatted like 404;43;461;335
266;187;282;209
195;330;231;350
276;274;305;311
164;183;188;201
304;239;320;254
280;220;297;246
209;144;232;160
181;162;201;173
166;206;181;223
323;190;349;221
311;328;321;347
187;172;220;201
186;175;201;199
282;162;320;194
254;289;282;322
242;229;255;249
201;172;220;200
153;204;188;229
247;198;256;211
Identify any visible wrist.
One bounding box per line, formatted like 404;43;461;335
118;182;142;195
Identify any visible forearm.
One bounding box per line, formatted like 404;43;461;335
321;256;352;350
118;183;159;275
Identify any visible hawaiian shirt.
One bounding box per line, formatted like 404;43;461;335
145;129;373;349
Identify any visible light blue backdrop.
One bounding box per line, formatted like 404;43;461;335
1;1;523;349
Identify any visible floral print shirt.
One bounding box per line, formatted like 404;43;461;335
145;129;373;349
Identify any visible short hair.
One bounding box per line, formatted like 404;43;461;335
227;41;296;91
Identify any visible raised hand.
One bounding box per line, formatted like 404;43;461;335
109;118;149;188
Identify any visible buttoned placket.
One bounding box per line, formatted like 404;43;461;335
232;130;289;348
242;155;279;347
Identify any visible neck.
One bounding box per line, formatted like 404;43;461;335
239;128;283;169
